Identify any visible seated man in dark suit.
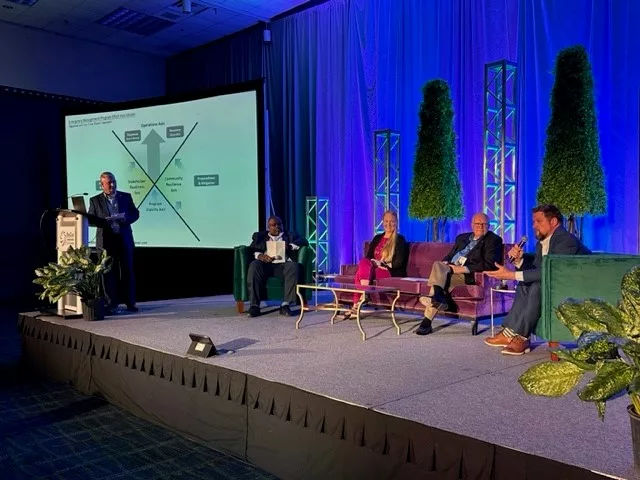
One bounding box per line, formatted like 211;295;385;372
88;171;140;314
247;215;309;318
485;204;591;355
415;213;503;335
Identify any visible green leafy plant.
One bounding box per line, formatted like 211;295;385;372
409;79;463;242
519;265;640;420
536;44;606;237
33;246;112;303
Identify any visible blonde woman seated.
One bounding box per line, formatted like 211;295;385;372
344;210;408;319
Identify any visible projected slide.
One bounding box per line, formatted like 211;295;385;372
65;90;260;248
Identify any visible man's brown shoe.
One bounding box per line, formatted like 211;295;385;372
484;330;511;347
501;336;531;355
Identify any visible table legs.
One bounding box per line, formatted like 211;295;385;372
330;289;339;324
390;290;401;335
295;287;305;330
355;292;367;341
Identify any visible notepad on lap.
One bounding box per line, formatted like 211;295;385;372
267;241;286;263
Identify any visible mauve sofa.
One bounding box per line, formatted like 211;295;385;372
334;241;514;335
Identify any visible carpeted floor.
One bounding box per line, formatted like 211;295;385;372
0;307;277;480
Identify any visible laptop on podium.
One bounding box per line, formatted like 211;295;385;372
71;196;87;213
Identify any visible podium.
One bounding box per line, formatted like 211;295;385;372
55;209;92;315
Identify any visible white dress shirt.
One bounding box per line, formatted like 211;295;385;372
514;232;553;282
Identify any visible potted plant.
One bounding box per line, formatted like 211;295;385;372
33;245;112;321
409;79;464;242
536;44;606;237
519;265;640;466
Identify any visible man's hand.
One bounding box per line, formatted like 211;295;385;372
507;244;524;263
484;263;516;280
257;254;273;263
449;265;467;274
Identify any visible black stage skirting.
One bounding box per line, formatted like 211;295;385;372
18;313;608;480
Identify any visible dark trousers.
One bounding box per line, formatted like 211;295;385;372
247;260;300;306
501;281;541;338
102;235;136;307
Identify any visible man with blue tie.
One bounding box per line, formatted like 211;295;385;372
415;213;504;335
88;171;140;314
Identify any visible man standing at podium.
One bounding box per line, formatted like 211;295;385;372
89;171;140;314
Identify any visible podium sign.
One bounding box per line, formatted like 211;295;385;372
56;210;89;315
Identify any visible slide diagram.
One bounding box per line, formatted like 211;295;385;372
112;122;205;241
65;91;260;248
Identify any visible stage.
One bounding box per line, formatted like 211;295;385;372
18;296;638;480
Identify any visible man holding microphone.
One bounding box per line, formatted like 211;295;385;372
484;204;590;355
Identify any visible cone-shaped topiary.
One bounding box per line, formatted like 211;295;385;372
409;79;463;241
536;45;606;236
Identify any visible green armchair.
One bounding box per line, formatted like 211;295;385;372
537;253;640;343
233;245;314;313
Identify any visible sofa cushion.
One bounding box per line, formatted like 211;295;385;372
406;242;454;278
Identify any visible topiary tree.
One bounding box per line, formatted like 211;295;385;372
409;79;464;242
537;45;606;237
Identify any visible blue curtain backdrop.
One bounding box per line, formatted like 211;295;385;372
166;0;640;269
266;0;517;269
518;0;640;253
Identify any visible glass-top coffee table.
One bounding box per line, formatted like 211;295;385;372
295;282;401;341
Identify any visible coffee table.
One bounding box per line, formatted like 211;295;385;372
295;282;401;341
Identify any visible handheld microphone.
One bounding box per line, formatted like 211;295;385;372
508;236;528;263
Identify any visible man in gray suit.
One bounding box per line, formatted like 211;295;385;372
484;204;591;355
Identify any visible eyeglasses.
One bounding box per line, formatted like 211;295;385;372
473;223;489;227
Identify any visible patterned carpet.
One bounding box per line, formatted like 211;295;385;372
0;309;277;480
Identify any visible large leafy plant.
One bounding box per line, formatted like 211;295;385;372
519;265;640;420
409;79;463;242
536;45;606;237
34;246;112;303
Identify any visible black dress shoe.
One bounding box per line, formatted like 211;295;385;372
126;304;139;312
415;317;433;335
279;305;293;316
247;306;261;317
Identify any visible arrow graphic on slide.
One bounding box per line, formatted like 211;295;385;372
111;122;199;241
142;129;164;181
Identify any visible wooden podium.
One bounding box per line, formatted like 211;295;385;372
55;209;90;315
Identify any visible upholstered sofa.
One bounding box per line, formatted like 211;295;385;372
233;245;313;313
335;241;515;335
537;253;640;343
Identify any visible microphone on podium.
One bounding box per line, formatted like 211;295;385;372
508;236;528;264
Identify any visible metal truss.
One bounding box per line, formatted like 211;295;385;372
483;60;518;244
305;196;329;275
373;129;400;234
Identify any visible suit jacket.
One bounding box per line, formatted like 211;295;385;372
88;191;140;249
443;230;504;284
519;227;591;283
366;233;409;277
250;231;309;263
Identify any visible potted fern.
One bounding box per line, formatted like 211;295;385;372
519;265;640;466
33;245;112;321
